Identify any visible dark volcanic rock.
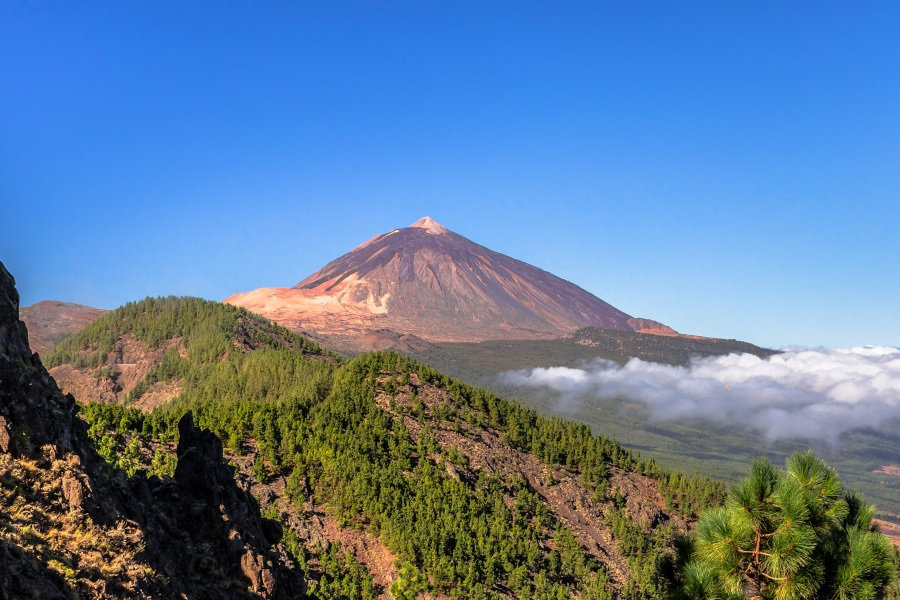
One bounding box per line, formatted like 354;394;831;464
128;410;307;598
0;262;91;462
0;261;305;599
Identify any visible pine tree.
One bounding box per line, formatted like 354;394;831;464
679;452;895;600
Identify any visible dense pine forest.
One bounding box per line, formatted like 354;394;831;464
46;297;898;599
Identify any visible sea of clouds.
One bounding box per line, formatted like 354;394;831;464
500;346;900;444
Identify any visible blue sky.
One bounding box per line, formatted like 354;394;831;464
2;2;898;349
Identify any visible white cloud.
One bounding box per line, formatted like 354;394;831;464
500;346;900;444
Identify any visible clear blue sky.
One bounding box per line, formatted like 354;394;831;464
2;2;898;349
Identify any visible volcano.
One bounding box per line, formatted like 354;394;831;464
225;217;672;348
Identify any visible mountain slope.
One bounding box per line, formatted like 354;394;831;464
43;290;733;597
88;348;723;599
403;333;900;520
20;300;106;355
226;217;671;350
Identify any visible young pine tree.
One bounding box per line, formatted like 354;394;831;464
678;452;895;600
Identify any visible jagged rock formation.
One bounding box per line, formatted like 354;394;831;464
226;217;669;351
166;410;303;598
0;261;304;599
0;265;94;469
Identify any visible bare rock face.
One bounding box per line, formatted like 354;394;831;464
0;415;11;453
0;261;304;599
61;474;85;511
227;217;661;349
242;549;278;597
0;262;90;462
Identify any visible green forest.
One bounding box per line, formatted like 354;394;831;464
56;297;897;599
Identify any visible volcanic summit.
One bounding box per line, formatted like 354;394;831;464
225;217;671;348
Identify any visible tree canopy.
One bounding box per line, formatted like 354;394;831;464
679;452;896;600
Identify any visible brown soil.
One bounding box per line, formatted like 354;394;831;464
20;301;107;355
133;381;183;411
874;518;900;547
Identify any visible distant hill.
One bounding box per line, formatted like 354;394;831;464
406;326;776;381
43;296;337;409
20;300;106;355
568;327;778;365
226;217;680;352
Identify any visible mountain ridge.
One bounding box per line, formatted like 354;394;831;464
31;273;728;597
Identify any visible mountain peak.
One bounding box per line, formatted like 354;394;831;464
225;218;648;346
409;216;448;235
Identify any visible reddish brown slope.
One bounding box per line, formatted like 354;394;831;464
227;217;656;347
20;300;106;355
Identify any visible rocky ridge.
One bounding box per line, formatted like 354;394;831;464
0;261;304;599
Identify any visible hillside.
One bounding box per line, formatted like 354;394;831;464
408;327;776;377
20;300;107;355
567;327;778;365
84;350;730;599
41;292;734;598
403;333;900;519
226;217;679;352
14;270;900;596
43;296;337;409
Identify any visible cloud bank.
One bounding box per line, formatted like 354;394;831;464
500;346;900;444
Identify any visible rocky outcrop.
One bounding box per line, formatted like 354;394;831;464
150;410;305;598
0;264;90;461
0;261;305;599
626;317;678;335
